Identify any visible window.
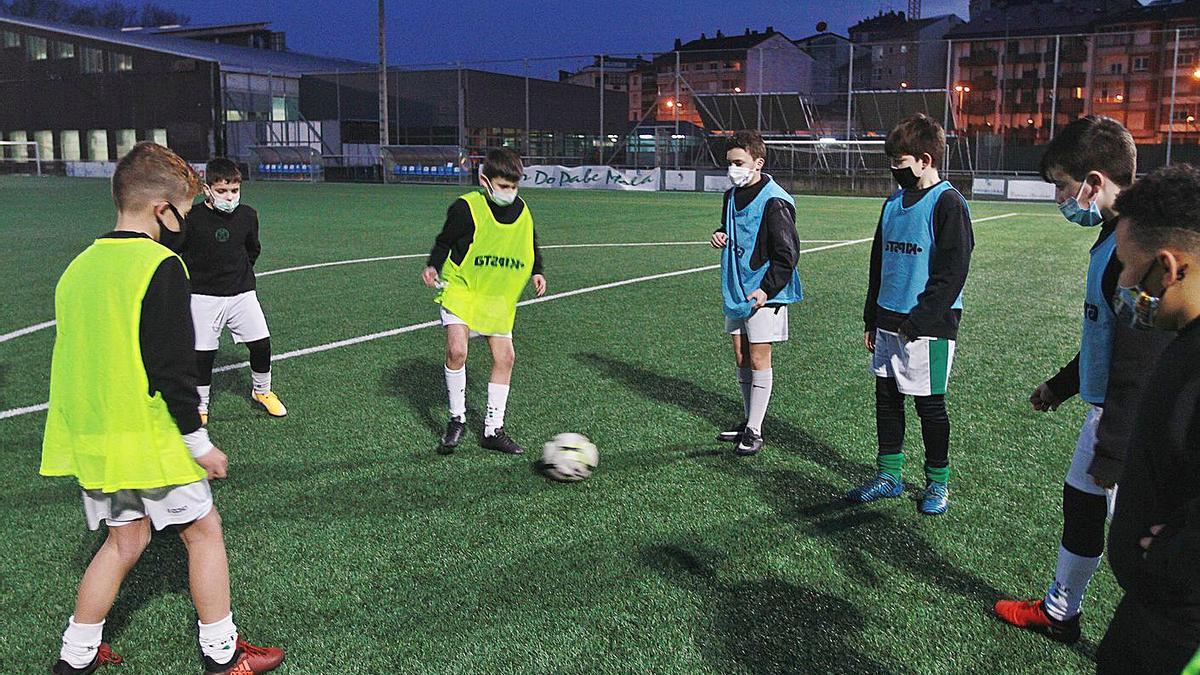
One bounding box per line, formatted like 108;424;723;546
52;41;75;59
115;129;136;158
25;35;47;61
1182;52;1197;66
110;53;132;72
1180;25;1198;39
7;131;28;160
2;30;19;48
150;129;167;147
88;130;108;161
34;130;54;160
1128;112;1147;130
1133;56;1150;72
271;96;287;121
59;130;80;161
81;47;103;74
1074;86;1084;99
1109;62;1124;75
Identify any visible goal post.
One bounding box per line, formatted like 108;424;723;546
763;138;887;174
0;141;43;176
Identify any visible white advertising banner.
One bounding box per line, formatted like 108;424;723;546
65;161;116;178
973;178;1006;197
663;170;697;191
520;165;660;191
703;175;731;193
1006;179;1057;201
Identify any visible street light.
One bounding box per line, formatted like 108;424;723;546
1193;68;1200;80
954;84;971;126
900;81;910;89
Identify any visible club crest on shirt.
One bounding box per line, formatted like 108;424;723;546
215;228;230;243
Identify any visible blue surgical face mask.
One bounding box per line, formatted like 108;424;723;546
1059;181;1104;227
1111;262;1164;331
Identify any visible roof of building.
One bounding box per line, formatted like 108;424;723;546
849;11;951;37
1104;0;1200;27
0;14;368;75
132;22;273;36
947;0;1140;38
794;31;851;45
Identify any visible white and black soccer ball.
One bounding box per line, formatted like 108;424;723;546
541;433;599;482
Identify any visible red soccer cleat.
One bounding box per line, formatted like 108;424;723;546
202;638;284;675
50;642;123;674
994;598;1081;644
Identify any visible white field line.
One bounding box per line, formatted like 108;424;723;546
0;240;841;345
0;238;871;421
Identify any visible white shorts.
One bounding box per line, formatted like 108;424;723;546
870;329;956;396
439;306;512;339
1066;406;1118;516
725;305;789;344
81;480;213;531
192;291;271;352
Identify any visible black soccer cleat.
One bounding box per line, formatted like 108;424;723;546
51;643;123;674
717;421;746;443
439;417;466;454
736;429;764;456
480;427;524;455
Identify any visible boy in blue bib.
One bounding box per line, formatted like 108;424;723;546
710;131;803;456
849;113;973;516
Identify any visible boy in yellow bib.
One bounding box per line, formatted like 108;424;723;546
41;143;283;675
422;148;546;454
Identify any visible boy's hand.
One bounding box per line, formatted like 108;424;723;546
196;447;228;480
421;266;439;288
1140;524;1167;558
1030;381;1063;412
747;289;768;310
864;330;876;353
532;274;547;297
711;231;728;249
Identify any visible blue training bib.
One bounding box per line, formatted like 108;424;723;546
876;182;966;314
1080;232;1117;405
720;175;803;319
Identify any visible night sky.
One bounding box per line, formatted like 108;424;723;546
150;0;972;72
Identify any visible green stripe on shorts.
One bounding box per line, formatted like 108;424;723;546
928;338;950;395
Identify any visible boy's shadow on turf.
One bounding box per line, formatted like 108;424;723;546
580;353;1101;660
384;359;480;436
641;543;899;675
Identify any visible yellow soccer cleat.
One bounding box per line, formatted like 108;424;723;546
251;391;288;418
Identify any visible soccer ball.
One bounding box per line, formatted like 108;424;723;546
541;433;599;482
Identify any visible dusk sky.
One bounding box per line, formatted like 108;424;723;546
154;0;972;70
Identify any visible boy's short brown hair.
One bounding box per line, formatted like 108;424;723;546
726;130;767;161
1039;115;1136;188
205;157;242;185
112;142;202;212
884;113;946;167
481;147;524;182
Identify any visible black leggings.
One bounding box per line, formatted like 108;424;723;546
1061;483;1108;558
875;376;949;468
195;337;271;386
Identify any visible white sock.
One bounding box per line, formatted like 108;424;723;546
484;382;510;437
60;616;104;669
737;367;752;420
197;385;211;413
251;370;271;395
197;612;238;666
746;369;773;435
445;366;466;420
1043;544;1102;621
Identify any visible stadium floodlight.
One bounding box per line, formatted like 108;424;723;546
638;134;654;140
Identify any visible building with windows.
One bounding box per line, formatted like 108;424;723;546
558;55;649;92
628;28;813;127
0;15;366;163
1091;0;1200;144
848;11;964;91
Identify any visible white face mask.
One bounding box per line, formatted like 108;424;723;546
482;176;518;206
211;192;239;213
728;165;755;188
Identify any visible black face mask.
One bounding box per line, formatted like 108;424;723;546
891;165;921;191
156;203;187;252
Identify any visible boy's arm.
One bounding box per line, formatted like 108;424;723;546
715;192;730;236
532;229;544;276
140;257;212;457
758;199;799;297
863;205;886;331
903;191;973;338
246;209;262;267
1045;354;1081;401
426;199;472;272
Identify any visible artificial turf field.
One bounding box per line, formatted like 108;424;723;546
0;175;1110;673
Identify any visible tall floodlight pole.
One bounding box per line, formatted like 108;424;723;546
599;55;605;162
846;43;854;172
674;50;681;170
377;0;389;149
1168;28;1181;166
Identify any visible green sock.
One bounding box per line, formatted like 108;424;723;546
924;464;949;485
877;452;904;481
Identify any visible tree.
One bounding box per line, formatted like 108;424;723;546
1;0;189;28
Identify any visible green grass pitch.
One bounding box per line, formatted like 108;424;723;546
0;176;1108;673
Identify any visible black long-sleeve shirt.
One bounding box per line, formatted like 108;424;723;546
1108;316;1200;633
863;182;974;339
717;176;801;298
101;232;202;435
426;197;544;275
180;203;261;296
